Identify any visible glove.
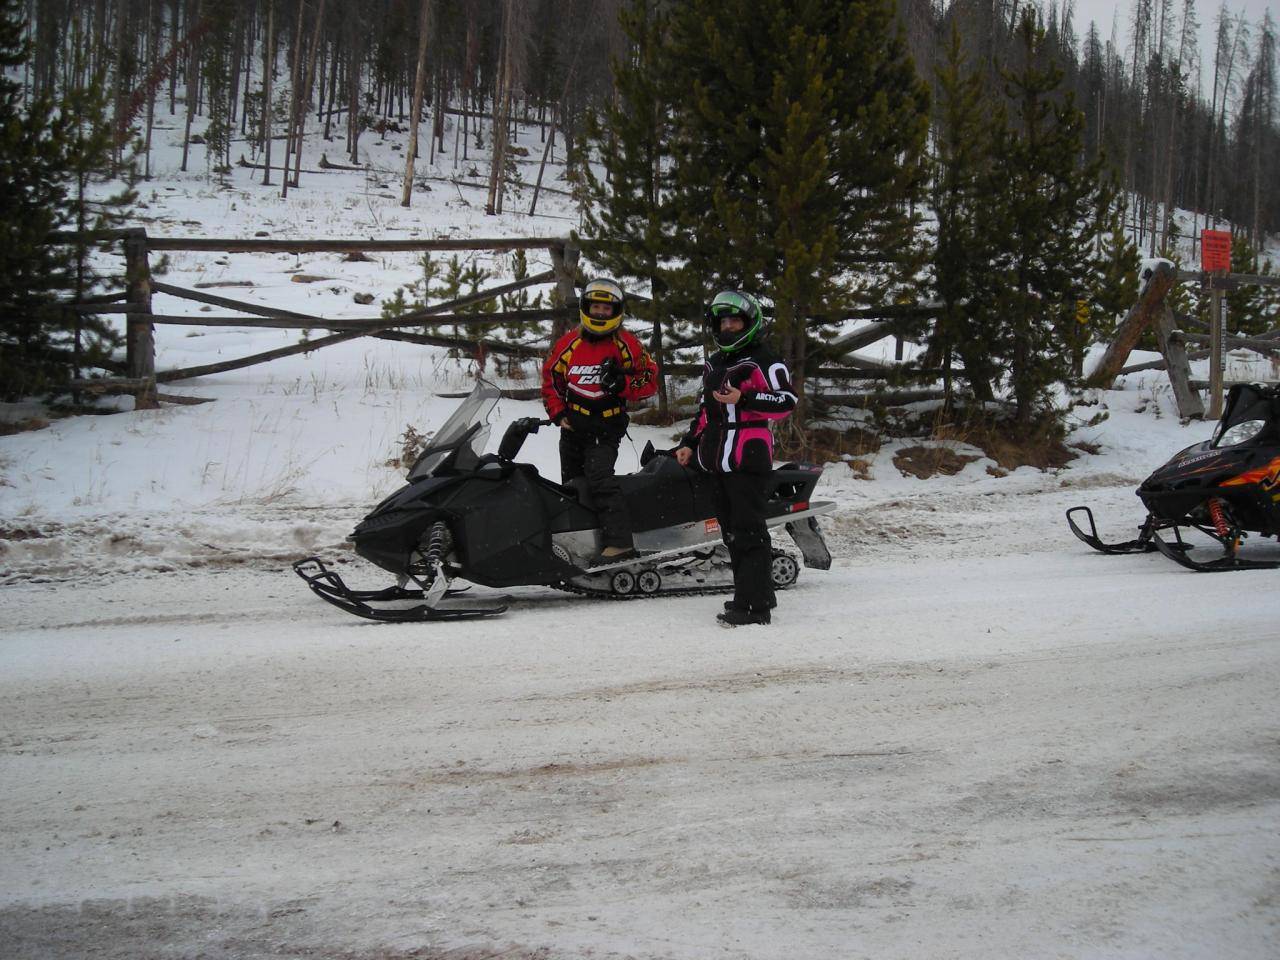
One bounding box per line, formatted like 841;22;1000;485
599;357;625;396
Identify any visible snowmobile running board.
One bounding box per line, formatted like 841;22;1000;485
293;557;510;622
1150;529;1280;572
579;500;836;573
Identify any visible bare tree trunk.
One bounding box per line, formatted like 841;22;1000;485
324;36;339;140
228;7;243;129
143;0;158;179
111;0;128;170
347;17;363;163
261;0;273;185
180;0;200;172
290;0;327;190
434;69;446;154
402;0;432;207
485;1;511;216
529;41;579;216
280;0;306;197
168;0;179;113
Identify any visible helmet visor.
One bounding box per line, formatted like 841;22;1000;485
580;281;624;334
705;291;761;351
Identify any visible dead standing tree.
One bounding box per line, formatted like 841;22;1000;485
401;0;433;207
281;0;326;197
486;0;528;216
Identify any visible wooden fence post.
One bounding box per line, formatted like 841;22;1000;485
549;240;579;342
1084;260;1176;388
1154;304;1205;420
123;231;158;410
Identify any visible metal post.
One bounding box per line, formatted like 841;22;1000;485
1208;278;1225;419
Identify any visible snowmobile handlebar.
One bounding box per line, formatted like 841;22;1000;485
497;416;554;461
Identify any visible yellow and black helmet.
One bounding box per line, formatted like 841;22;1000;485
579;277;626;337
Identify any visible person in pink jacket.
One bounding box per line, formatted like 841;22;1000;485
674;290;797;626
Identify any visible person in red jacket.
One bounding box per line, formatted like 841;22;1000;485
542;277;658;564
674;290;796;626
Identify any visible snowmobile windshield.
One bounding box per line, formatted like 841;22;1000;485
407;381;502;479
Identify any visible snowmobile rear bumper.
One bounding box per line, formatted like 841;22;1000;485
293;557;510;622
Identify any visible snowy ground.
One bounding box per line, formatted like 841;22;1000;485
2;112;1279;958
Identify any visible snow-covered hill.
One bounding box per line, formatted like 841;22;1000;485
2;115;1278;960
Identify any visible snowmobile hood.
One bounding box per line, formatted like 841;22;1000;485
365;474;463;518
1140;441;1248;491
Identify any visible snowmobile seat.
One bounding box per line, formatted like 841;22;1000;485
568;476;596;509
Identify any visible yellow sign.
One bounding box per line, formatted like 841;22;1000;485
1076;300;1089;324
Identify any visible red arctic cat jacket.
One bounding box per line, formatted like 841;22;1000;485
541;328;658;432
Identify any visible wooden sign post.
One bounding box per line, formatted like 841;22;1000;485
1202;229;1232;418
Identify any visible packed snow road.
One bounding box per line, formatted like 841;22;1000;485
3;483;1277;959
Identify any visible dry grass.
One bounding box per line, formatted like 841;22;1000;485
630;405;695;427
385;424;432;469
776;423;882;463
961;419;1077;472
0;418;50;436
892;445;980;479
891;407;1078;475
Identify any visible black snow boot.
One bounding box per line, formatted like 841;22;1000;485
717;607;771;626
724;599;775;612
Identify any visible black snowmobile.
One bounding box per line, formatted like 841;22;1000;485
294;380;835;621
1067;382;1280;571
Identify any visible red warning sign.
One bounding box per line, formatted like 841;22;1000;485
1202;229;1231;272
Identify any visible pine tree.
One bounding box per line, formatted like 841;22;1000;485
1088;192;1141;350
1225;232;1278;336
928;25;1002;408
0;0;77;398
984;11;1107;430
202;0;237;177
659;0;929;416
578;0;681;416
59;52;137;382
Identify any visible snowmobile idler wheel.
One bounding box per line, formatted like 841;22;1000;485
636;570;661;594
610;570;636;595
770;552;800;588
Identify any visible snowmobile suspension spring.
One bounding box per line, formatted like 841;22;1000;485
423;520;451;565
1207;498;1232;540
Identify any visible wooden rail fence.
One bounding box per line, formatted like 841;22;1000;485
1086;259;1280;420
47;228;948;412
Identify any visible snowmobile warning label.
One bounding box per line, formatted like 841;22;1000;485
705;518;721;535
1202;229;1231;272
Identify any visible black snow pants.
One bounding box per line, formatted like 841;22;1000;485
713;471;775;612
560;426;632;549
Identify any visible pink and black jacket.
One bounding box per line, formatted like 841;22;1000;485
681;344;797;474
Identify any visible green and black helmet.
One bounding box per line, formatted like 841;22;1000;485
704;290;764;353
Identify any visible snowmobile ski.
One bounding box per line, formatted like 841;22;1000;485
1065;506;1158;555
293;557;510;622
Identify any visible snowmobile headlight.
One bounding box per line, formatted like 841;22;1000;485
1215;418;1266;447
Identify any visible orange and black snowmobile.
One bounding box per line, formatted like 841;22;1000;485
1067;382;1280;571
